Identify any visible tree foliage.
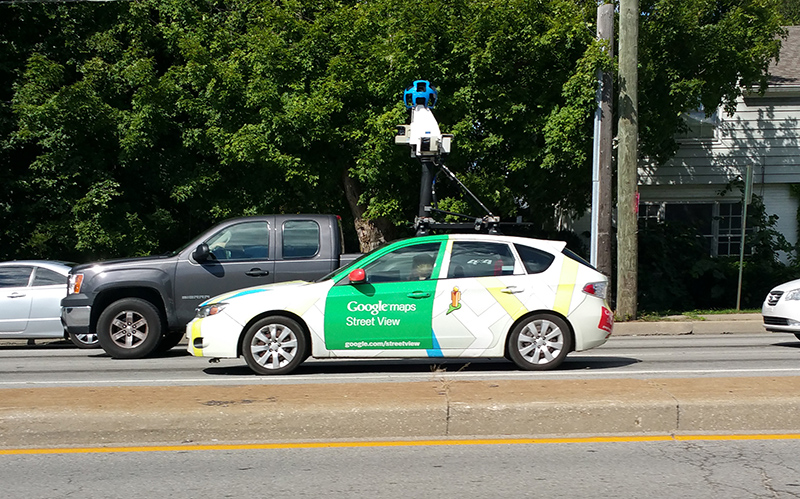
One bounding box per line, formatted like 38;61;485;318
0;0;788;262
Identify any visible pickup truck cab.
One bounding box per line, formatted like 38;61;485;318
61;214;358;359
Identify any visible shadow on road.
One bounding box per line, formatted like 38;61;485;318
201;355;641;377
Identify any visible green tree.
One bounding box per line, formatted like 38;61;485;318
0;0;789;262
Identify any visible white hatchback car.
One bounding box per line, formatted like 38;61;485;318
0;260;98;348
187;234;614;374
762;278;800;340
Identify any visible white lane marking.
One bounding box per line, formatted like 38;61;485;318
3;367;800;387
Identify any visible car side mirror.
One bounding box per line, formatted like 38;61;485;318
193;243;211;262
348;268;366;284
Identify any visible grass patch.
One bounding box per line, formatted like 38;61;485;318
635;308;760;321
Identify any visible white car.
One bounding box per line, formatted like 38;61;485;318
0;260;98;347
762;278;800;340
187;234;614;374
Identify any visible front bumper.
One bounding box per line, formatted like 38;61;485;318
61;306;91;334
186;314;242;359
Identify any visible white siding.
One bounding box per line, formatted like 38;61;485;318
640;95;800;186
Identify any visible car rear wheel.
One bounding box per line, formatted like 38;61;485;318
507;313;572;371
68;331;100;349
97;298;163;359
242;316;307;375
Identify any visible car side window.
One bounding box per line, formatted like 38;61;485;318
447;241;517;278
282;220;320;259
206;222;270;261
514;244;556;274
32;267;67;286
0;266;33;288
363;242;441;283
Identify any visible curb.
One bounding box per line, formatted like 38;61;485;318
613;314;764;336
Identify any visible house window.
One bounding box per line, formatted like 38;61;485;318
677;108;718;141
638;201;751;257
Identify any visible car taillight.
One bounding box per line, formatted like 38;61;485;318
68;273;84;294
582;282;608;300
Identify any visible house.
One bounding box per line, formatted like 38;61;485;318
638;26;800;261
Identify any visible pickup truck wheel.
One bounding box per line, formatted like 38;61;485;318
243;316;307;375
97;298;163;359
507;314;572;371
68;332;100;349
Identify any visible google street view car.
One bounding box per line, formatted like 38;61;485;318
187;233;613;374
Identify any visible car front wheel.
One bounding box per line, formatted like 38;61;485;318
97;298;163;359
507;314;572;371
242;316;307;375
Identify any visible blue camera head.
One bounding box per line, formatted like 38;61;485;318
404;80;437;109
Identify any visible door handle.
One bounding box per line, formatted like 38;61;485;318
7;292;26;298
501;287;524;294
407;291;431;299
246;268;270;277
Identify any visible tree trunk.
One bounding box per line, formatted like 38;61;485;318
342;169;394;253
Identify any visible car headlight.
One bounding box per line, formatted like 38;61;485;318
68;273;84;294
784;289;800;301
196;303;228;318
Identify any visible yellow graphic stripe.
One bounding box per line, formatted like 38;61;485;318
480;277;528;321
553;258;579;315
190;319;203;357
287;297;319;317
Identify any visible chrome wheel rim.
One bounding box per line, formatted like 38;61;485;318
249;323;299;370
109;310;149;349
517;319;564;365
74;333;98;346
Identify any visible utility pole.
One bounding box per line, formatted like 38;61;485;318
590;2;614;280
617;0;639;320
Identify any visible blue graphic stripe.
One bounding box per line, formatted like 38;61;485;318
427;329;443;357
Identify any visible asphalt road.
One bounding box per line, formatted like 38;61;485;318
1;333;799;387
3;437;800;498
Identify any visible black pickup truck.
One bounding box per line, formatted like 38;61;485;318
61;214;359;359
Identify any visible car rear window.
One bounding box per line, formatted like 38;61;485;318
514;244;555;274
33;267;67;286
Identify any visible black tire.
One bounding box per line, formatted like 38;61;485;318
155;331;185;353
507;314;572;371
97;298;163;359
242;316;307;375
68;331;100;349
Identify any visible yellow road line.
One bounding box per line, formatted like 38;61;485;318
3;434;800;455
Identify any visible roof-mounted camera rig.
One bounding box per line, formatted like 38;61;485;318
395;80;501;236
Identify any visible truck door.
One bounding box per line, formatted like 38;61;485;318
174;220;275;325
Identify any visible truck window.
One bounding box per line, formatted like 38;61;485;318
282;220;320;259
206;222;270;261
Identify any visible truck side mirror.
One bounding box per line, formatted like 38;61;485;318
348;268;366;284
193;243;211;262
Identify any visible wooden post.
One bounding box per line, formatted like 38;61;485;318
617;0;639;320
